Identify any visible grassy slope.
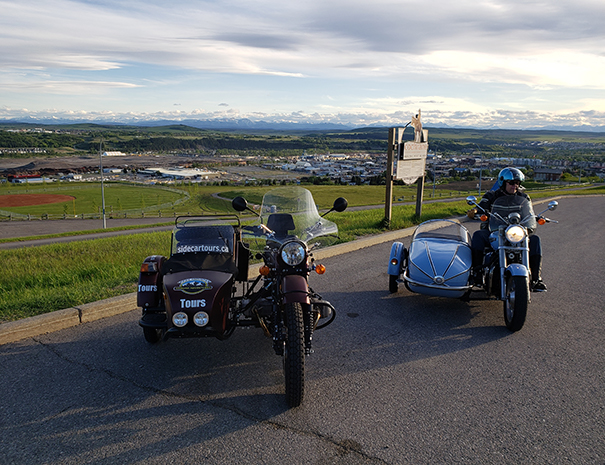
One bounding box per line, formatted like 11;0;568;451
1;184;604;322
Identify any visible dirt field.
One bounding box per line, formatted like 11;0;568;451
0;194;75;207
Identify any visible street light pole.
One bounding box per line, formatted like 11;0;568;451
99;139;106;229
432;154;436;198
474;143;483;196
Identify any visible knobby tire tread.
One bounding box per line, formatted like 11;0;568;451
284;302;305;408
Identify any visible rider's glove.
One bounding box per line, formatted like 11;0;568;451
467;208;477;219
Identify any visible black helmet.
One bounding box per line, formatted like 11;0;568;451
497;167;525;188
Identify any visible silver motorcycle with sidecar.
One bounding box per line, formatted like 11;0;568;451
387;196;558;331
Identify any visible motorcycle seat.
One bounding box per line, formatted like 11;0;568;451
267;213;295;239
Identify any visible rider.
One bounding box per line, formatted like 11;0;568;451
469;167;547;292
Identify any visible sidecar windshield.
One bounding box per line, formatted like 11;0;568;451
413;219;470;244
161;217;239;276
489;196;537;232
171;219;235;256
243;186;339;248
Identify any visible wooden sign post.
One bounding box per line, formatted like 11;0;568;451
384;110;429;224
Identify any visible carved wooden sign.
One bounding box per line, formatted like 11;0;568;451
394;110;428;184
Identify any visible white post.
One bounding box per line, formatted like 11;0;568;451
474;143;483;196
99;139;106;229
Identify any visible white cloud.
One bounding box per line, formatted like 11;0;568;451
1;0;605;129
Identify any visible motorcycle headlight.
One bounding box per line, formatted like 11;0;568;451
280;241;306;266
505;225;526;244
172;312;188;327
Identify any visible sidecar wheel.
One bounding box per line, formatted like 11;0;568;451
389;274;399;293
503;275;529;332
143;327;162;344
283;302;305;408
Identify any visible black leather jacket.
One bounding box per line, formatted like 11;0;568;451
478;187;530;212
477;188;532;231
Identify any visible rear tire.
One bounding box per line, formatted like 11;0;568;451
143;327;162;344
389;274;399;293
503;275;529;332
283;302;304;408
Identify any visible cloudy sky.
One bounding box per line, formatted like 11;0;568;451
1;0;605;129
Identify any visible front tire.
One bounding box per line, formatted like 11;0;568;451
283;302;305;408
503;275;529;332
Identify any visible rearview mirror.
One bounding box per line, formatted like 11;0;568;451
333;197;348;213
232;196;248;212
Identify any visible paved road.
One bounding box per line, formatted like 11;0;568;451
1;196;604;464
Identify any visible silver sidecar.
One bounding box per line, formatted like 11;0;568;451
388;219;473;298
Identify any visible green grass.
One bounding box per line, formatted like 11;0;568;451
1;183;603;323
0;200;470;322
0;182;187;217
0;232;170;322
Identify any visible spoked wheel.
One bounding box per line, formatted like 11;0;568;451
143;327;163;344
389;274;399;293
503;275;529;332
283;302;305;408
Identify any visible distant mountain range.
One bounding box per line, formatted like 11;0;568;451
1;116;605;133
0;117;354;131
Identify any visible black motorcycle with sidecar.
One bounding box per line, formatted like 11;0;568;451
138;186;347;407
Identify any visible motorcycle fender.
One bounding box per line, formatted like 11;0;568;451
281;275;310;305
388;242;407;276
506;263;529;278
137;255;166;309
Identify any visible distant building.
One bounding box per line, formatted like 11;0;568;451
534;168;563;182
8;174;50;184
138;167;216;180
102;151;126;157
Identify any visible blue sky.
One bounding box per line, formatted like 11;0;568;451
2;0;605;129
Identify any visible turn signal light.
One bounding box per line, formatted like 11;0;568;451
259;265;271;276
140;262;157;273
480;214;488;222
315;264;326;275
537;218;546;225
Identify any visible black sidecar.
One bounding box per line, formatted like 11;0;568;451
138;216;249;343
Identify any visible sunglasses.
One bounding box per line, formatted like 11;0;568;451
507;180;521;186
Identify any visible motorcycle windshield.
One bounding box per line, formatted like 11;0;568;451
243;186;339;249
489;196;537;232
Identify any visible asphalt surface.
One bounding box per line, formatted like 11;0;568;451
0;217;174;249
1;196;603;464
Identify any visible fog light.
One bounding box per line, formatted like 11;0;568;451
172;312;188;327
193;311;209;327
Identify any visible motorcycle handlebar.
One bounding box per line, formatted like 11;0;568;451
242;224;275;236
